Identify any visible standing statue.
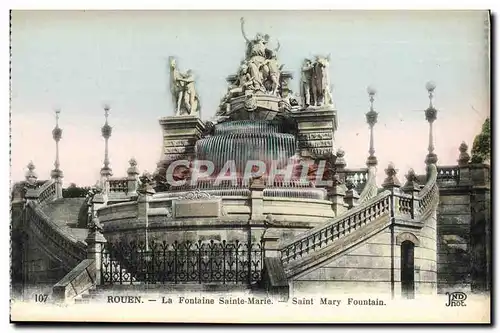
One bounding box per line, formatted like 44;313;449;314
263;49;282;95
300;55;334;107
240;17;282;95
301;58;314;107
169;57;201;116
311;55;334;107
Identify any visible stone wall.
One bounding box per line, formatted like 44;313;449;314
435;163;490;293
436;189;471;292
469;164;491;292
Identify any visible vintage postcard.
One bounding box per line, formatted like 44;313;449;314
9;10;491;323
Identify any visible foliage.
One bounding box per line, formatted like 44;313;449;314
471;118;490;164
62;183;91;198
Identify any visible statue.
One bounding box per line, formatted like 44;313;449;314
240;17;282;95
169;57;201;116
300;55;334;108
263;49;281;95
301;58;314;107
311;55;333;107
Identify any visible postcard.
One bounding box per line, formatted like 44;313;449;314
10;10;491;323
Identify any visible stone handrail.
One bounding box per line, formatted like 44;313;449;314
25;201;87;268
36;179;57;205
280;190;392;264
52;259;95;302
416;164;439;218
358;166;378;203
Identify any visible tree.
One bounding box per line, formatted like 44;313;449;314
62;183;90;198
471;118;491;164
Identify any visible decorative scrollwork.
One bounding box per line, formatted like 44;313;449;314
178;189;212;200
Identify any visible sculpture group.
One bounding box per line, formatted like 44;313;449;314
301;55;334;107
169;17;335;117
169;57;201;116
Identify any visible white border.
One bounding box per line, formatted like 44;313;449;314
2;0;497;330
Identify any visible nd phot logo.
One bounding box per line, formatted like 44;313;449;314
445;291;467;307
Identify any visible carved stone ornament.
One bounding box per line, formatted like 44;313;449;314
244;93;258;111
178;189;212;200
165;206;172;218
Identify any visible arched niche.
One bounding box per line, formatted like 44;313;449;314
396;232;420;247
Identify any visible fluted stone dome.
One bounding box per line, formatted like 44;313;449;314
196;119;297;175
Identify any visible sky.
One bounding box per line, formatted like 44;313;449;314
10;10;490;186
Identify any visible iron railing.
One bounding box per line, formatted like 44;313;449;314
101;240;263;285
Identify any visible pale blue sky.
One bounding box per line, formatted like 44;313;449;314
11;10;490;185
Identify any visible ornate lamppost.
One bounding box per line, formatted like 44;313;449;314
366;86;378;167
51;109;64;198
424;81;438;165
100;104;113;181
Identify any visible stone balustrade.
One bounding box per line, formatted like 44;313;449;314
279;191;392;265
437;165;460;184
342;168;369;192
36;179;57;205
278;162;440;272
25;202;87;268
108;177;129;193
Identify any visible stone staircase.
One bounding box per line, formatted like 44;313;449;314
279;191;393;279
24;182;88;272
277;163;440;280
41;198;89;242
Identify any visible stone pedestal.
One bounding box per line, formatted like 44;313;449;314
291;107;338;158
344;188;360;209
85;228;107;285
156;115;206;173
260;229;289;301
261;228;281;258
328;183;347;216
250;177;265;221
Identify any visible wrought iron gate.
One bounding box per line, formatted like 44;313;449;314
101;240;263;285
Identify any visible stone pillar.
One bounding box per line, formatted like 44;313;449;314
382;163;402;191
291;108;338;159
260;229;289;301
261;228;281;258
382;163;402;212
327;175;347;216
85;220;107;286
458;142;472;186
127;158;140;198
137;172;156;247
24;161;40;201
334;149;347;183
250;176;265;221
344;180;360;209
156;115;206;176
402;169;420;219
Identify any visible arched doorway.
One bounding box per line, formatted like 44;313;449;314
401;240;415;299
